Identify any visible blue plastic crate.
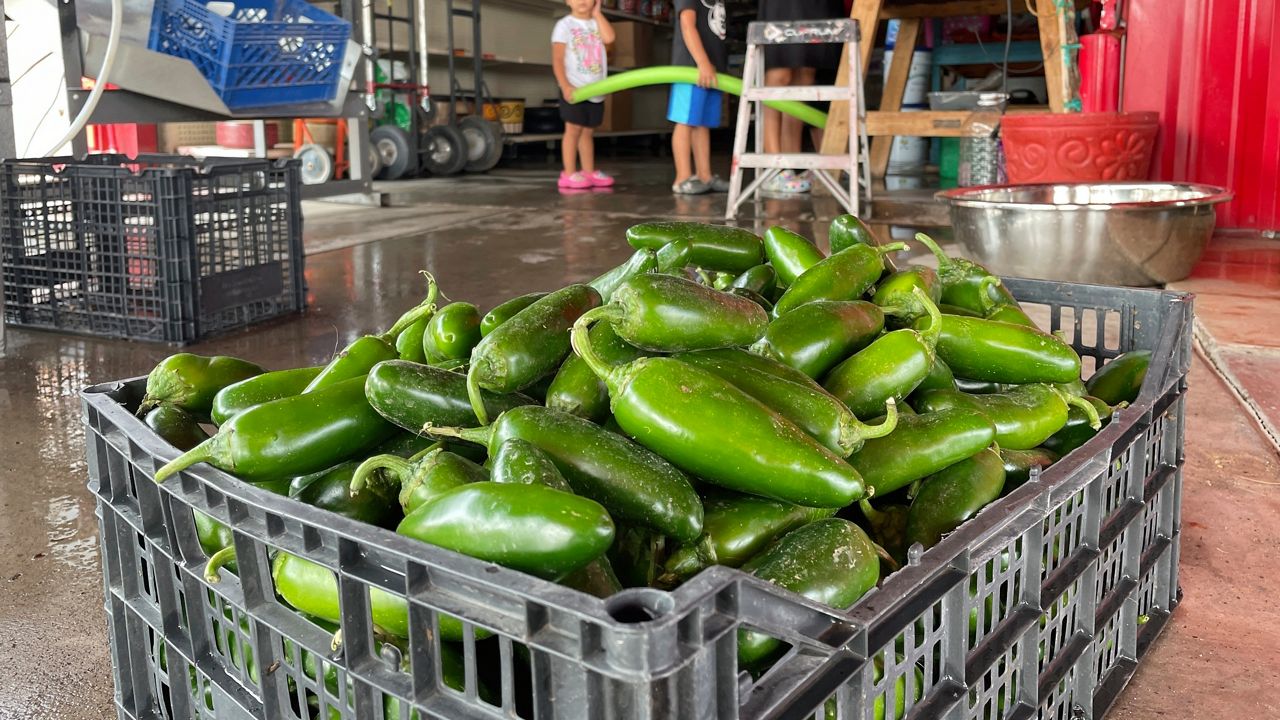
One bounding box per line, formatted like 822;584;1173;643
148;0;351;111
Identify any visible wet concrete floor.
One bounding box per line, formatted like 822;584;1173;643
1;158;1277;718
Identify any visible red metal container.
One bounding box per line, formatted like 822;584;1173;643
1001;112;1159;183
1078;32;1122;112
215;121;280;150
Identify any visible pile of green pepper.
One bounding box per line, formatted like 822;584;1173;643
135;217;1149;703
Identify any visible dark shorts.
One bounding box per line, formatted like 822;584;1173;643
559;98;605;128
759;0;844;69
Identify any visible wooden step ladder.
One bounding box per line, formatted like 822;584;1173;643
725;19;871;221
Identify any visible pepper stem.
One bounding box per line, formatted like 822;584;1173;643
914;232;953;273
154;437;216;483
871;541;901;572
351;454;414;496
912;287;943;355
571;306;625;388
875;241;909;257
424;424;494;447
1063;393;1103;430
841;398;899;455
379;275;440;343
975;276;1001;316
204;546;237;584
859;498;884;524
466;363;490;426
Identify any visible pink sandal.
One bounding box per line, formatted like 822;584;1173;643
558;172;592;190
586;171;615;188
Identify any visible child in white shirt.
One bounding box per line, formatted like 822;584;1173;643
552;0;616;189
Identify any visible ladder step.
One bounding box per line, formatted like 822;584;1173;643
742;86;851;102
738;153;853;170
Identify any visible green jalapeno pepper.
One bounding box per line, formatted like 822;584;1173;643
305;276;439;393
145;405;210;452
912;354;957;397
396;317;430;363
772;242;907;318
466;284;601;424
824;288;942;419
210;366;323;425
561;555;624;599
973;277;1038;327
626;221;764;274
913;384;1099;450
954;378;1014;394
738;519;880;668
828;214;877;255
1086;350;1151;406
289;460;402;529
544;322;643;423
872;266;942;326
576;273;768;353
431;406;704;543
849;408;996;498
858;499;910;566
1040;395;1114;456
398;482;615;580
728;287;775;314
675;350;898;456
925;313;1082;385
660;490;835;585
365;360;535;434
939;303;982;318
692;346;827;390
140;353;266;416
489;438;572;492
609;524;666;589
571;317;865;508
480;292;547;336
352;445;487;514
731;264;779;296
155;375;395;483
763;226;825;286
905;447;1006;550
914;233;1019;313
999;447;1059;492
423;302;482;363
756;300;885;380
589;249;659;302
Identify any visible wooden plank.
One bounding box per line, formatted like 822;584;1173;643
819;0;882;157
869;17;920;177
881;0;1089;19
865;110;997;137
1035;0;1067;112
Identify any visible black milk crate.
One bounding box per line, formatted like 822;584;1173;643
82;278;1192;720
2;154;305;344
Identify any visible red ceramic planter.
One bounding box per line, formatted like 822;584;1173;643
1001;111;1159;183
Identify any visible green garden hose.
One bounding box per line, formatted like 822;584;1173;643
571;67;829;129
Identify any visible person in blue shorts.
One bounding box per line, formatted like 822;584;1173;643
669;0;729;195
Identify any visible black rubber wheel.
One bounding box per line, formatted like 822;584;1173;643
422;124;468;176
458;116;504;172
293;143;334;185
370;125;414;180
367;143;383;179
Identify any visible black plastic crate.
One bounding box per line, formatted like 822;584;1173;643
82;278;1192;719
2;154;305;344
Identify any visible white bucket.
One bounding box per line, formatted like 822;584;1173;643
887;104;929;173
882;49;932;106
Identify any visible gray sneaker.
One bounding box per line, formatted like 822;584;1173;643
708;175;731;193
672;177;712;195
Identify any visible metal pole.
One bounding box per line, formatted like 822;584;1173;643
0;0;11;355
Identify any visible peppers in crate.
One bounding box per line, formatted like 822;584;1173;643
772;242;907;317
912;355;957;397
210;366;323;425
913;233;1019;314
738;519;880;668
763;226;824;286
660;490;835;585
755;300;885;380
352;445;488;514
305;276;439;393
674;350;898;456
730;264;778;297
366;360;534;435
145;405;209;452
926;314;1082;385
999;447;1060;492
396;317;430;363
576;273;768;353
905;447;1006;550
289;460;402;529
1086;350;1151;406
140;353;265;416
626;221;764;274
430;406;704;543
571;315;866;508
693;347;827;390
589;249;659;302
1040;395;1113;456
859;499;910;566
872;266;942;326
466;284;601;424
824;288;942;419
913;385;1100;450
480;292;547;336
155;375;395;483
397;482;615;580
489;438;572;491
849;408;996;497
545;322;643;423
828;214;877;255
423;302;483;363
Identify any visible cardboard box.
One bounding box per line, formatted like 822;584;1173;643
599;90;633;133
609;22;654;70
157;122;217;153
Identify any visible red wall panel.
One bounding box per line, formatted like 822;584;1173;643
1124;0;1280;230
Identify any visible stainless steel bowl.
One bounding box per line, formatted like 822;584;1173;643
936;183;1234;286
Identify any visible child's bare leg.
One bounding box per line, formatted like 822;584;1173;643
562;123;583;174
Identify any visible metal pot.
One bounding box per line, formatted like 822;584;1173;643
936;183;1233;286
